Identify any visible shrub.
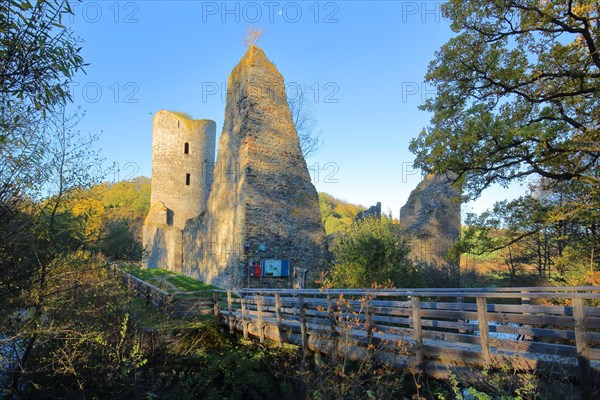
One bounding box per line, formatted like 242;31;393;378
328;217;415;288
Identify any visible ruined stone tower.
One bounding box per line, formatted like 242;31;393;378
143;111;216;271
182;46;328;289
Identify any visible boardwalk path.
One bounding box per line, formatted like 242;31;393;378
114;268;599;397
213;287;600;391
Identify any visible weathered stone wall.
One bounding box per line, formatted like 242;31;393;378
149;111;216;229
143;202;180;271
143;111;216;272
399;173;461;284
182;46;327;289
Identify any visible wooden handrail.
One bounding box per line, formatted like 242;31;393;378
217;286;600;294
229;288;600;299
214;286;600;390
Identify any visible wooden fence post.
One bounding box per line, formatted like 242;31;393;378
521;290;533;340
299;295;308;359
521;290;531;306
256;295;265;343
241;296;249;339
275;293;283;346
227;291;234;334
326;292;339;357
476;297;491;368
213;291;220;318
572;298;591;400
411;296;423;367
327;293;337;339
457;296;466;334
365;298;374;345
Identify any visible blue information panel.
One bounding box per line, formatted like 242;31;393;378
261;259;290;277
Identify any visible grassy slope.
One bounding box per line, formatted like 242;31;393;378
123;264;220;294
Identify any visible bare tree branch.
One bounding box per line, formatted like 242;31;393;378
287;84;323;159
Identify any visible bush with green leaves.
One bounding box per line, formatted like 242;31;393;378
328;217;415;288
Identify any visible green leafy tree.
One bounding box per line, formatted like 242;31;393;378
329;217;414;288
410;0;599;221
1;104;103;396
1;0;85;130
1;0;85;199
318;193;363;235
93;178;151;260
461;195;555;280
461;178;600;284
0;0;86;310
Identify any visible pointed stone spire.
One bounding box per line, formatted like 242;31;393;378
183;47;327;288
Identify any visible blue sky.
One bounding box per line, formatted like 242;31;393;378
67;1;525;219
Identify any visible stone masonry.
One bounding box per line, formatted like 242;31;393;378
399;173;461;284
145;47;328;289
143;111;216;272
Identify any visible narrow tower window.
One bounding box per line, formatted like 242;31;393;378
184;142;189;154
185;174;191;186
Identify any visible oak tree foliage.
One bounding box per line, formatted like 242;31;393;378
410;0;599;220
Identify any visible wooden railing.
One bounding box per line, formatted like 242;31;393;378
214;287;600;394
110;264;214;317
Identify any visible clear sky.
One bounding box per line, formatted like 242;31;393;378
66;1;526;219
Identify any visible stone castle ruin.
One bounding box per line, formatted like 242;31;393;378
399;173;461;284
143;112;216;273
143;47;328;289
355;202;381;221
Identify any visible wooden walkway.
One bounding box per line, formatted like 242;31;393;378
213;287;600;393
